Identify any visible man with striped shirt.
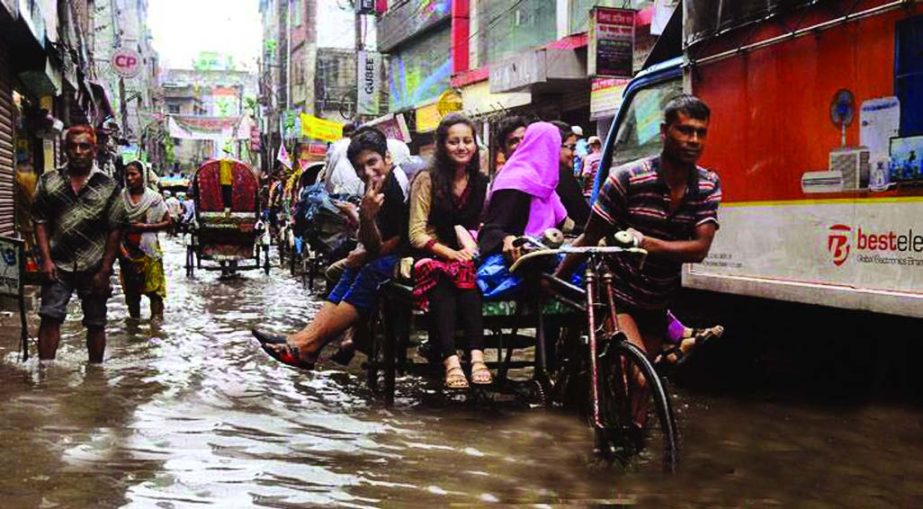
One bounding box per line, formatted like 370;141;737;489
555;95;720;430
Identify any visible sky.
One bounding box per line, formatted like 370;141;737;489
147;0;262;71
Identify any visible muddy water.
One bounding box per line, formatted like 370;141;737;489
0;239;921;507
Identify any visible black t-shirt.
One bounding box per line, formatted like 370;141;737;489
478;189;531;256
374;169;409;249
557;165;590;230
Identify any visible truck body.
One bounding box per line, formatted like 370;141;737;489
598;0;923;317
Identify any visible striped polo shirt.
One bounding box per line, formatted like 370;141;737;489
592;156;721;310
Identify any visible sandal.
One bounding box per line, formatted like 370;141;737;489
444;365;469;390
252;329;287;345
259;340;317;371
660;324;725;367
469;361;493;385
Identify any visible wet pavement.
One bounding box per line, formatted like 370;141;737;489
0;238;921;507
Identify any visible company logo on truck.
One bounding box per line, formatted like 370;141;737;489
827;224;851;266
828;224;923;266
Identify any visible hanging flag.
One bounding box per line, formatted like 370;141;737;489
277;143;292;169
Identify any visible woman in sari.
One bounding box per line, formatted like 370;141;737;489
119;160;172;321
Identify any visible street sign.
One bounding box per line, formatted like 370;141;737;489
110;48;143;79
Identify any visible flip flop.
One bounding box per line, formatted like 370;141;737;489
252;329;287;345
259;341;316;371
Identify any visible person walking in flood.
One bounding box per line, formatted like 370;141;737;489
31;125;127;363
118;160;172;321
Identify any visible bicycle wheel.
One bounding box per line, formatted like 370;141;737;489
596;334;679;472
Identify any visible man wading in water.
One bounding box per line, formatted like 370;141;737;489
31;125;126;363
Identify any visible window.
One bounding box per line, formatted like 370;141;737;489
609;78;682;169
167;104;181;114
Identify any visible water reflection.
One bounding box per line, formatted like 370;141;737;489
0;239;920;507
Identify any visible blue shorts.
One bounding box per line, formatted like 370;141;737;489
327;255;398;315
39;270;111;328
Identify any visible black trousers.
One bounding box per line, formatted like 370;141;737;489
428;276;484;360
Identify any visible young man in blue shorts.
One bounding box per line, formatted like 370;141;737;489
254;127;408;369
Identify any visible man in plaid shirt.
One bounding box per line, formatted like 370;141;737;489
31;125;126;363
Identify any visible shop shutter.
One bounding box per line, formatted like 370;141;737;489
0;42;15;238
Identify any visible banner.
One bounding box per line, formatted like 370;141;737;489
590;78;629;119
300;113;344;143
357;51;381;116
277;143;292;169
588;7;636;78
168;116;249;140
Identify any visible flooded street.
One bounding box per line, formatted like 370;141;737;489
0;239;921;507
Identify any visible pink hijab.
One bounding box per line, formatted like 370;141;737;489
489;122;566;236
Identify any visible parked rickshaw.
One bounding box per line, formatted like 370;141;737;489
185;158;269;277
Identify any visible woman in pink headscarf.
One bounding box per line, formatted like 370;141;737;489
478;122;570;261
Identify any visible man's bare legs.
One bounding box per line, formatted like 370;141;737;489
279;301;360;360
614;312;662;429
86;327;106;363
38;319;106;363
37;319;61;360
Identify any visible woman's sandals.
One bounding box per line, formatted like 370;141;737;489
445;365;469;390
469;361;493;385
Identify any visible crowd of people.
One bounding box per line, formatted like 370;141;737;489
30;95;724;389
255;94;725;389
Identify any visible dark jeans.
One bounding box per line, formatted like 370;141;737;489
428;276;484;360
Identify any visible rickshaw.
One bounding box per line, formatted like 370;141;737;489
279;161;325;280
185;158;270;277
366;230;679;472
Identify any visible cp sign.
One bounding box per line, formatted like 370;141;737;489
111;48;143;78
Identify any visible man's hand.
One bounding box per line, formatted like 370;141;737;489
626;227;645;248
345;247;368;268
502;235;521;263
359;178;385;221
90;268;112;296
334;200;359;226
41;259;58;283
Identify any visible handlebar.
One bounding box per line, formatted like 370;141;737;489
509;245;648;273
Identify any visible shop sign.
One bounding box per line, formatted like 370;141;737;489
588;7;636;78
357;51;380;116
110;48;143;79
300;113;344;143
0;236;22;298
590;78;629;119
366;113;411;143
414;102;443;133
462;81;531;117
490;50;546;93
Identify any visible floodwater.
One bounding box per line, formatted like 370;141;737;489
0;238;921;507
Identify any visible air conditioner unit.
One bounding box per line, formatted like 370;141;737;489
829;147;870;190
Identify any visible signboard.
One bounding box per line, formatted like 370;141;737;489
357;51;380;116
461;81;531;117
367;113;411;143
110;48;143;79
0;236;28;361
490;50;546;93
588;7;636;78
300;113;344;143
415;102;443;133
0;236;21;297
590;78;629;119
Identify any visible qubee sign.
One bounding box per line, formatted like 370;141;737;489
357;51;380;116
